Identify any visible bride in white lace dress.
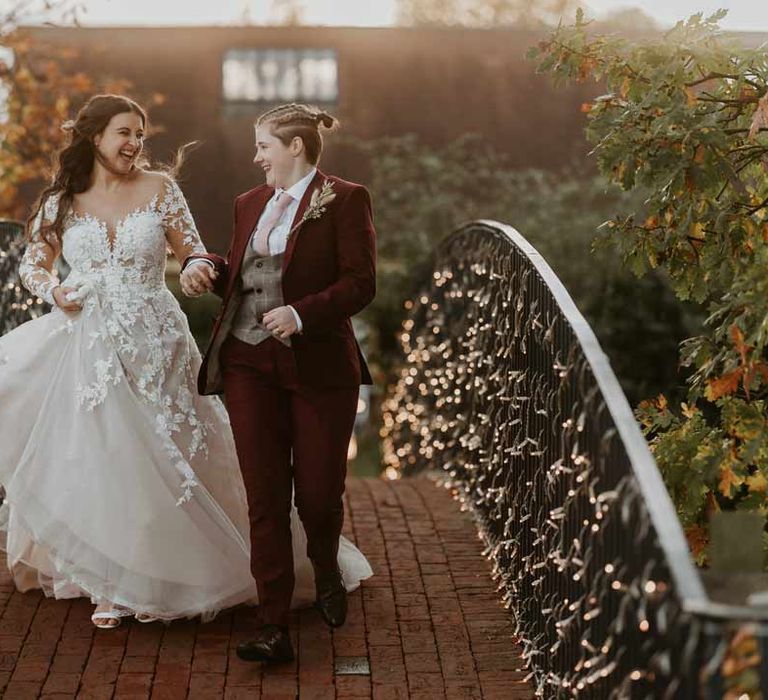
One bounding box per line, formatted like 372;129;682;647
0;95;371;628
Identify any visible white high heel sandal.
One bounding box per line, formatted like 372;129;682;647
91;608;133;630
134;613;160;624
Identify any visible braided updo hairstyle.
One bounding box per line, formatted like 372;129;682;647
255;103;339;165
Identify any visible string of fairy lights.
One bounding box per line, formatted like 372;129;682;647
381;223;715;697
0;220;47;335
1;216;762;695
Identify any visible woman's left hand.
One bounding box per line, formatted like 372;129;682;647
263;306;298;339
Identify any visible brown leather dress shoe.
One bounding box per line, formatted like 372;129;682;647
236;624;294;663
314;567;347;628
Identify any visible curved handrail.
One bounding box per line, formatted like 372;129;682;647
478;221;768;627
383;220;768;697
477;220;707;605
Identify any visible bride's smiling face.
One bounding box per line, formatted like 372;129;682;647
93;112;145;175
254;125;302;189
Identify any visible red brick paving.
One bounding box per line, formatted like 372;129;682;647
0;478;532;698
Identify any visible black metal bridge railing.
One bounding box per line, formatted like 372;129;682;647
382;220;768;698
0;220;48;334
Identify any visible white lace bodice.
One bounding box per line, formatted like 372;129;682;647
20;177;205;305
16;177;217;506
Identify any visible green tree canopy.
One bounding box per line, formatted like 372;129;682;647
531;10;768;562
348;133;696;408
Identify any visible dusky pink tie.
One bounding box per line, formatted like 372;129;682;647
252;191;293;256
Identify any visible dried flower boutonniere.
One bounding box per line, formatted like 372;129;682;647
288;179;336;238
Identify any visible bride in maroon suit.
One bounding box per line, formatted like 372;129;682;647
181;103;376;663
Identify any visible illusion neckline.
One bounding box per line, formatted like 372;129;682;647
69;193;161;251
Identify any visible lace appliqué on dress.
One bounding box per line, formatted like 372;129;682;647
19;195;62;306
18;178;213;507
76;357;123;411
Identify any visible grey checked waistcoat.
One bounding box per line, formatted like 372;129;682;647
231;244;291;348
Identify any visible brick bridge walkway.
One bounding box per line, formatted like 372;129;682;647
0;477;532;699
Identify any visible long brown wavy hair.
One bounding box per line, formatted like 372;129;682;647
27;94;193;247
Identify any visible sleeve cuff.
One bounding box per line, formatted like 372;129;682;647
288;305;303;333
186;258;216;270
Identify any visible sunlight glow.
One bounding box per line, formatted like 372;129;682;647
72;0;397;27
56;0;768;31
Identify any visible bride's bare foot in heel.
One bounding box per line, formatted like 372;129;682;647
135;612;160;623
91;602;131;629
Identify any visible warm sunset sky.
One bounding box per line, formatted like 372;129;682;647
64;0;768;31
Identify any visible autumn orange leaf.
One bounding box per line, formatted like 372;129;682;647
620;76;631;98
684;524;708;560
730;325;749;364
722;651;761;679
681;402;698;418
721;625;761;679
0;28;145;220
577;57;597;81
705;369;742;401
718;462;742;499
746;471;768;494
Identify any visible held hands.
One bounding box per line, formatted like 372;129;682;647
263;306;298;339
181;263;218;297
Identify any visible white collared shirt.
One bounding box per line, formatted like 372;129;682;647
253;167;317;255
186;167;318;333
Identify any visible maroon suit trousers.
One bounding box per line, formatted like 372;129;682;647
220;335;359;628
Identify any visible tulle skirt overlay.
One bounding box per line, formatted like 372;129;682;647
0;285;372;620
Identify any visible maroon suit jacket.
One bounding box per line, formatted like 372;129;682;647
183;169;376;395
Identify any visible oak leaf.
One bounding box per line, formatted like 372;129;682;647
730;324;749;366
684;524;708;560
681;402;698;418
705;369;742;401
718;462;742;498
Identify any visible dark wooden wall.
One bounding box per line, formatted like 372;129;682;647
31;25;601;252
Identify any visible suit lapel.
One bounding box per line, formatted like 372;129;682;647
283;169;326;273
228;187;273;293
